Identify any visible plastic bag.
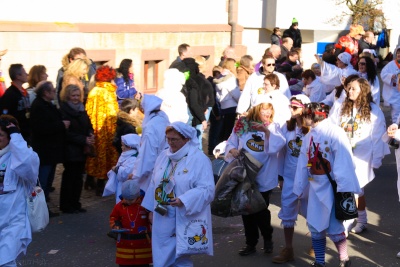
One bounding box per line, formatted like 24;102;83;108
27;186;49;233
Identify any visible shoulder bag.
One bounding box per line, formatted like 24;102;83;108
313;142;358;221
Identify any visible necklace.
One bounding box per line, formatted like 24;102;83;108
126;205;140;228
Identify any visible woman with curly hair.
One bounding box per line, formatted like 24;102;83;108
115;59;140;107
85;65;119;196
330;78;389;236
225;95;285;256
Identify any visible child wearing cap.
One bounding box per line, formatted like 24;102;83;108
104;133;141;204
109;179;152;267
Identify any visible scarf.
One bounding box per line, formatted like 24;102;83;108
67;101;84;112
0;144;10;157
166;142;190;162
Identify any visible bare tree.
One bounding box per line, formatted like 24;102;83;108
329;0;386;32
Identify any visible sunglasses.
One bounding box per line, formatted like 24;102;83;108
289;105;301;111
265;63;275;67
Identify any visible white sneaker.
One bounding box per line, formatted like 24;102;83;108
397;251;400;258
350;222;367;234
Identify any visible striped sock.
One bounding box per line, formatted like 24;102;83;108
311;237;326;265
334;238;349;261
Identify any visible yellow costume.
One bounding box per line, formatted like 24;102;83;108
85;82;119;178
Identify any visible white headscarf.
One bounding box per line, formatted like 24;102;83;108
121;133;141;150
166;122;199;161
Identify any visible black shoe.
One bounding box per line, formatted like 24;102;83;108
339;259;351;267
310;261;325;267
263;240;273;254
238;245;256;256
49;210;60;217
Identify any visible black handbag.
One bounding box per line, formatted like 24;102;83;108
313;142;358;221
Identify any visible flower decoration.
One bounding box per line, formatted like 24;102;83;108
233;116;257;137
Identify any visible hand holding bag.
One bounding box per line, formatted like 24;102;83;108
313;142;358;221
27;185;49;232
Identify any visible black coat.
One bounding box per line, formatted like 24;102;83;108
60;102;93;162
30;97;66;164
283;26;302;48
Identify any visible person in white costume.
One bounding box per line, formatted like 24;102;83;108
236;55;290;115
316;52;357;96
142;122;215;267
226;94;285;256
104;133;141;204
381;45;400;123
294;103;361;267
253;74;291;127
272;94;310;264
301;69;326;103
330;78;389;236
131;94;169;191
355;56;380;104
385;118;400;259
0;115;40;267
156;68;189;123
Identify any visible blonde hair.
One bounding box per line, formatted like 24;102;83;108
64;58;89;79
194;56;207;74
246;102;274;123
222;58;237;76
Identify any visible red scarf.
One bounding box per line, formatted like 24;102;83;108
11;82;27;97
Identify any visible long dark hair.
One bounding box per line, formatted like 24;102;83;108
355;56;377;84
286;97;310;134
118;59;133;84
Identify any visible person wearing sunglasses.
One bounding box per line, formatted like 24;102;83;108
355;56;380;104
272;94;310;263
237;55;290;115
294;103;360;267
330;78;389;236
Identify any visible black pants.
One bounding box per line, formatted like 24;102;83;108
241;190;273;247
59;161;85;211
219;108;237;142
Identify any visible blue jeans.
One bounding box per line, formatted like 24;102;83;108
38;164;57;200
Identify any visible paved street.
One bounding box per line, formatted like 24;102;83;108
18;106;400;267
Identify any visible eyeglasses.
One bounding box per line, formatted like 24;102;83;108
166;137;183;143
358;62;366;66
264;63;275;67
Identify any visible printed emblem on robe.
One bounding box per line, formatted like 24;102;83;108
341;115;360;133
288;136;302;157
246;133;264;152
185;220;209;247
310;148;331;175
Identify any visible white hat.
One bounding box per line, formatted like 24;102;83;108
254;94;273;107
121;134;141;150
290;94;310;105
121;179;140;200
337;52;351;65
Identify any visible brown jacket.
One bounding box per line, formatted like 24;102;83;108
236;65;254;91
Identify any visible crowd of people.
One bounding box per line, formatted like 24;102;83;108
0;19;400;267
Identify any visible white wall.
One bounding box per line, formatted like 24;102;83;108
0;0;228;24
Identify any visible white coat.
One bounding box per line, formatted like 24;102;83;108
214;71;241;110
141;144;215;267
132;95;170;191
225;122;285;192
381;57;400;121
236;69;290;114
303;78;326;103
293;119;361;233
330;103;390;188
0;133;39;265
320;62;357;89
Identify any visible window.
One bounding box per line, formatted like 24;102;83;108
144;60;161;94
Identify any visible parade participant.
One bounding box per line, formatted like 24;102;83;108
109;179;152;267
301;69;326;103
272;94;310;263
237;55;290;115
330;78;389;235
131;94;169;191
294;103;361;267
355;56;380;104
0;115;39;267
142;122;215;267
381;45;400;123
226;95;285;256
85;65;119;196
